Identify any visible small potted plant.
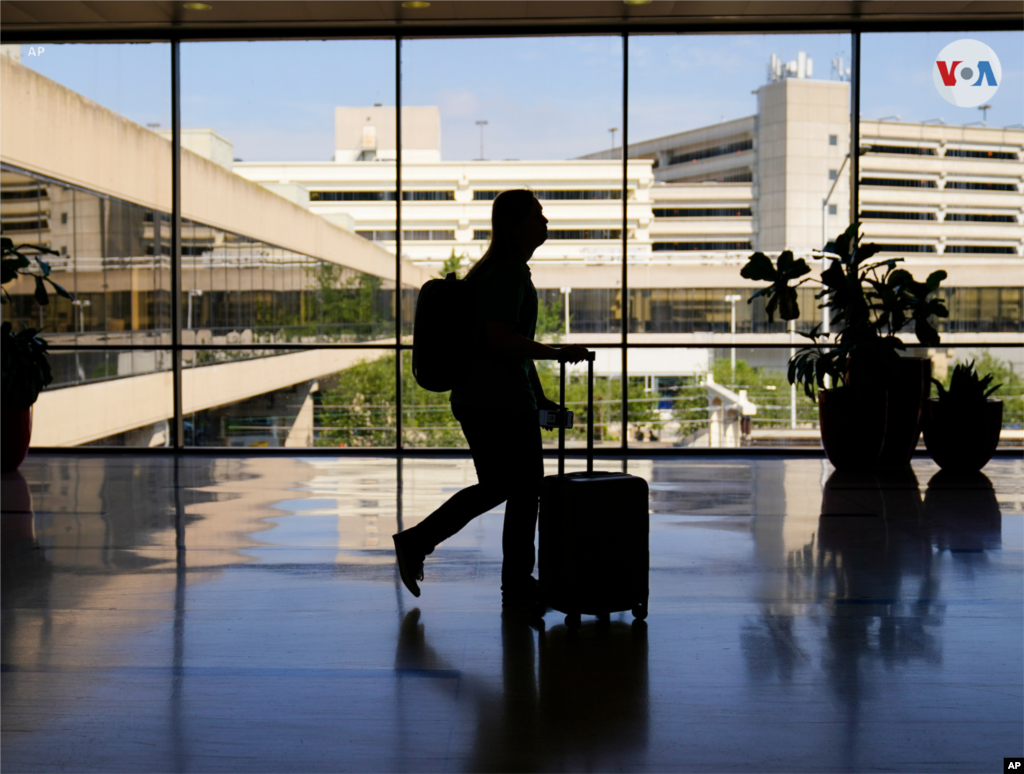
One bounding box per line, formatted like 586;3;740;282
1;237;73;471
923;362;1003;473
740;222;948;470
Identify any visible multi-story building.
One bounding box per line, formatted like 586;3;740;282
235;106;651;270
232;56;1022;351
2;50;1020;447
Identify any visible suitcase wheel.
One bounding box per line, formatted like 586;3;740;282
631;602;648;621
564;612;581;630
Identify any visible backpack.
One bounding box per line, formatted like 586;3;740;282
412;272;475;392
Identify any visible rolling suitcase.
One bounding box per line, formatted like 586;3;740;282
539;353;650;629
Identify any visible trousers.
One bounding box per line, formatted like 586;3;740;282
406;405;543;593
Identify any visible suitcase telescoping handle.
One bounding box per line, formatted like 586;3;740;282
558;351;596;477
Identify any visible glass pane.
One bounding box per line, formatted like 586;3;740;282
2;44;173;447
629;347;818;449
541;348;624;450
859;30;1023;358
1;44;173;344
27;349;172;447
182;41;400;343
628;33;852;345
400;348;626;450
931;346;1023;449
182;348;396;448
177;217;396;344
401;351;466;448
400;36;624;344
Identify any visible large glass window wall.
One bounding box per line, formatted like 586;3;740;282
1;31;1020;451
856;30;1024;453
625;33;857;430
397;37;624;447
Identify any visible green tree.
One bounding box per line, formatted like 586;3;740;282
339;272;385;339
535;294;564;342
315;350;662;447
315;352;464;448
304;263;390;342
254;293;287;332
534;361;657;442
436;249;472;280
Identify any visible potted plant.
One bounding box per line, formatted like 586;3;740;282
740;222;948;470
1;237;73;471
923;361;1003;473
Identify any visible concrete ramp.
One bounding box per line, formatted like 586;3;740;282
31;347;391;447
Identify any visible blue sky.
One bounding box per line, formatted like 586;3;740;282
19;31;1022;163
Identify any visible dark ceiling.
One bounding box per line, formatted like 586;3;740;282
0;1;1021;41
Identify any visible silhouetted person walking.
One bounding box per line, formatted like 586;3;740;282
393;189;589;608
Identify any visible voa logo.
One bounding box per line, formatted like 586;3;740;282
933;39;1001;108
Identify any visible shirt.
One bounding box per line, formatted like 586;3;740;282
450;253;538;410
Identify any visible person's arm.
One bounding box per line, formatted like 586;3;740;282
486;321;589;363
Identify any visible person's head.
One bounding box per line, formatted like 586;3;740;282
490;189;547;257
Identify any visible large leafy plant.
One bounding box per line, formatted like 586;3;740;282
740;223;948;398
1;237;73;409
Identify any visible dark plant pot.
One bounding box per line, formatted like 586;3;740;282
0;404;32;472
875;357;932;469
922;470;1001;551
820;466;921;521
818;386;887;471
923;398;1003;473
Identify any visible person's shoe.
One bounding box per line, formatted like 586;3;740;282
501;576;544;616
393;532;425;598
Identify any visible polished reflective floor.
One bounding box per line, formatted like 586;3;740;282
2;454;1022;773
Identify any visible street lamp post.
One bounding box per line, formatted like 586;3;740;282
71;298;91;382
789;319;797;429
609;128;618;156
476;120;488;160
724;294;741;384
72;298;91;333
560;286;572;336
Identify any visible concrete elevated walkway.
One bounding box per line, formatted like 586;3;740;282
32;346;391;447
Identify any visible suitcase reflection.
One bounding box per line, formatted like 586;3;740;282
396;609;649;769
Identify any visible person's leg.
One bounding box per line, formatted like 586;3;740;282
394;405;518;596
497;415;544;601
401;406;509;551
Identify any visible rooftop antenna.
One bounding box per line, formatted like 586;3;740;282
978;104;992;125
830;56;851;81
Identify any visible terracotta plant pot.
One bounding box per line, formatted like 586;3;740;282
876;357;932;469
0;404;32;472
818;386;887;471
923;398;1002;473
